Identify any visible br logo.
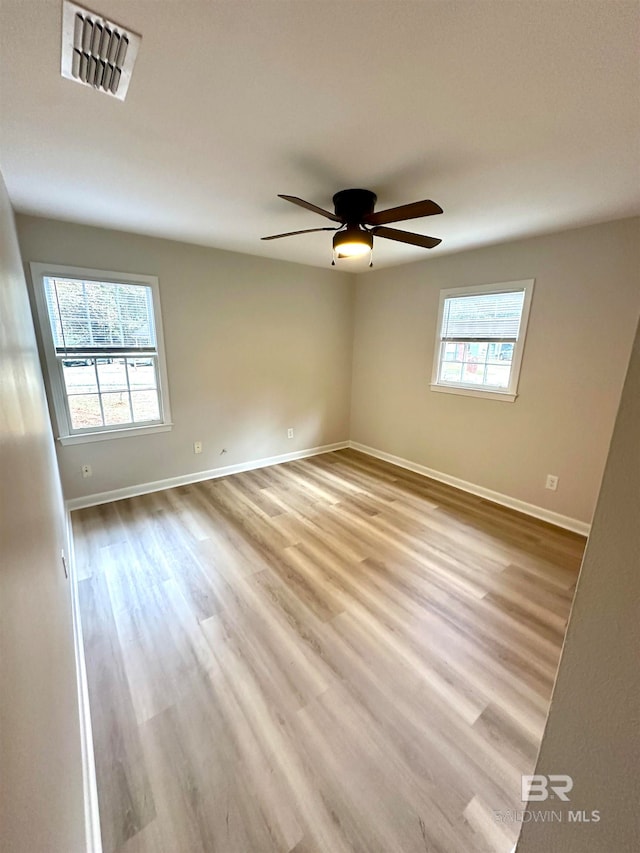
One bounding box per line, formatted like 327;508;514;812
521;775;573;802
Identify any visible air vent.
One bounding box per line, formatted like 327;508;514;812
61;1;141;100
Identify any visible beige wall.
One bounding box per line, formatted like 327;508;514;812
0;179;85;848
16;215;354;501
517;315;640;852
15;214;640;521
350;218;640;524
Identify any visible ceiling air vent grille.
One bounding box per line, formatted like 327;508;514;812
61;1;141;100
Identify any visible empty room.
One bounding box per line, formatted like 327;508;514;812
1;2;638;852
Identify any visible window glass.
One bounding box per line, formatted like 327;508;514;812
432;281;533;399
33;266;170;440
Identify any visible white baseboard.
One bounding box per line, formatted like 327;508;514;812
66;441;349;511
63;510;102;853
349;441;590;536
65;435;589;535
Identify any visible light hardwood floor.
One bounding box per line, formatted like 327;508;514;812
73;449;584;853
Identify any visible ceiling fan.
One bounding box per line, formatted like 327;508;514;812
261;189;443;264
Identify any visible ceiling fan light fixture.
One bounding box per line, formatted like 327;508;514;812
262;190;442;264
333;226;373;259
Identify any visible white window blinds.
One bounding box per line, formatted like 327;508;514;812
43;277;156;352
441;289;525;342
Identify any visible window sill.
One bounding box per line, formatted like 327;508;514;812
429;384;517;402
58;423;173;445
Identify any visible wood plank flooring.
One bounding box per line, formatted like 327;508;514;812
73;449;584;853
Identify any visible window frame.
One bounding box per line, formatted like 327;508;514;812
30;262;173;444
430;279;535;402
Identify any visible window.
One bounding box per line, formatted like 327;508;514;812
430;279;534;402
31;263;172;444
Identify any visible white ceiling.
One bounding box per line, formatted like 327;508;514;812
1;0;639;269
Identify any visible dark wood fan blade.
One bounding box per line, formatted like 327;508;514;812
261;227;338;241
278;195;342;222
365;199;443;226
372;226;441;249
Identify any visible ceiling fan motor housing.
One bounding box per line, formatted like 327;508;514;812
332;189;377;224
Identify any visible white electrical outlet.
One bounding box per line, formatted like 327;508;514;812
287;428;294;439
545;474;559;491
81;464;92;478
194;441;202;454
